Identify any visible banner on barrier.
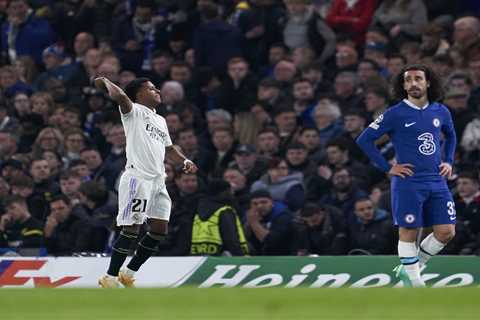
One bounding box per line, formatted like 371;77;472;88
0;257;205;288
0;256;479;288
183;256;480;288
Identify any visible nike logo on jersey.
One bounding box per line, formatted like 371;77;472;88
404;122;416;127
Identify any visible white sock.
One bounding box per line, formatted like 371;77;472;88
124;267;136;277
398;241;423;286
419;233;445;266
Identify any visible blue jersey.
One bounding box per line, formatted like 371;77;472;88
356;99;456;185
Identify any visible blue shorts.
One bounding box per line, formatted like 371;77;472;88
391;185;456;228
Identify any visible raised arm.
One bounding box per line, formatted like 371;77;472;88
94;77;133;114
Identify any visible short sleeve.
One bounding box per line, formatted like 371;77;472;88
120;103;141;120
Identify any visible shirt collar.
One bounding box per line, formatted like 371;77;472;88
403;99;429;110
136;103;157;114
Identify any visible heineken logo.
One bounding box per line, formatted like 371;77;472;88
182;256;480;288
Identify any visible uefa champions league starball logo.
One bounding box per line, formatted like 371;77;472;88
405;214;415;223
433;118;440;127
369;114;384;130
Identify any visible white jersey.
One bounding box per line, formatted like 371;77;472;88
120;103;172;180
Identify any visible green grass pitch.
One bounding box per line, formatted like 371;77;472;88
1;287;479;319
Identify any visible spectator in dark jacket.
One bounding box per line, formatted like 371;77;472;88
169;170;205;215
285;142;317;177
210;127;237;178
340;109;369;164
223;167;251;219
320;167;368;221
72;181;117;252
325;138;373;189
245;189;294;255
272;106;299;156
0;195;44;249
157;200;194;256
29;158;60;220
294;203;348;255
1;0;56;65
160;172;205;256
217;57;258;114
194;2;244;75
230;144;268;188
111;0;164;72
52;1;112;51
347;198;395;255
10;174;48;222
176;127;215;176
44;195;93;256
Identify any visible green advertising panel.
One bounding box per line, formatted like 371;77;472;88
183;256;480;288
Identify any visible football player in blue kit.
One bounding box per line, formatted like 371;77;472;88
357;64;457;287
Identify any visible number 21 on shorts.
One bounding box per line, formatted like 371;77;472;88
132;198;147;213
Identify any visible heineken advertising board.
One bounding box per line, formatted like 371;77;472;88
181;256;480;288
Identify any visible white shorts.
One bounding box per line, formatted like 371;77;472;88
116;170;172;226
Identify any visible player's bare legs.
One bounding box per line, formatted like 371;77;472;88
117;219;168;287
418;224;455;268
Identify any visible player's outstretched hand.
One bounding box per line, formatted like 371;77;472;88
439;162;453;178
94;77;107;90
183;159;198;174
388;163;414;178
94;76;122;98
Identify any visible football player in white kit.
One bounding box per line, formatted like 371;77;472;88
95;77;198;288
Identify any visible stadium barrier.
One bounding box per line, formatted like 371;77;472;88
0;256;479;288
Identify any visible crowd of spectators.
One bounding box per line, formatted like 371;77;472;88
1;0;480;257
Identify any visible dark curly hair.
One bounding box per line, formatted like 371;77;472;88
125;77;150;101
391;64;443;103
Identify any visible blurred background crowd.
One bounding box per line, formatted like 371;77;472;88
1;0;480;257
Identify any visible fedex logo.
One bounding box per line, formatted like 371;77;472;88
0;260;80;288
